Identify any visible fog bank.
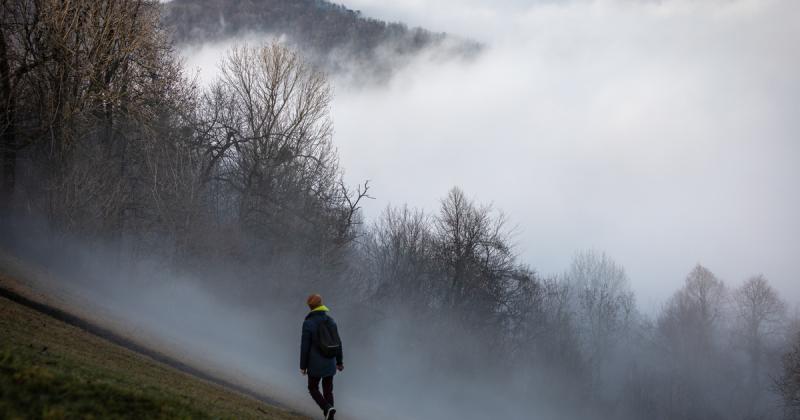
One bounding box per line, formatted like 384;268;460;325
329;0;800;306
183;0;800;305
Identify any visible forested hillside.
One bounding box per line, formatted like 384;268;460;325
162;0;481;77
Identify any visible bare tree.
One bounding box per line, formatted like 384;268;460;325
364;205;435;310
209;43;336;239
564;250;635;397
656;264;731;419
657;265;728;363
433;187;517;323
511;274;588;400
0;0;185;235
671;265;728;350
733;275;786;393
192;42;367;282
776;332;800;420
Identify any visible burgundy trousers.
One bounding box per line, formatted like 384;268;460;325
307;375;334;411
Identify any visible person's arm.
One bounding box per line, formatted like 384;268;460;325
332;320;343;368
300;320;311;374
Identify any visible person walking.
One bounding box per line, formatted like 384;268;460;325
300;294;343;420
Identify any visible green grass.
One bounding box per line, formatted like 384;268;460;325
0;293;307;420
0;349;204;419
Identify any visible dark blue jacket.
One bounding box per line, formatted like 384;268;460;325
300;307;343;378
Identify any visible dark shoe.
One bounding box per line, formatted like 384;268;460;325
325;407;336;420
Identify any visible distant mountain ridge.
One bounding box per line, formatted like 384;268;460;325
162;0;481;79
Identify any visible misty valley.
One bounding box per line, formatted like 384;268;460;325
1;1;799;420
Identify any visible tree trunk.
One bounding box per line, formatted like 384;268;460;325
0;29;16;206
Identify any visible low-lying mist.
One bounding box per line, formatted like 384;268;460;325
1;219;579;420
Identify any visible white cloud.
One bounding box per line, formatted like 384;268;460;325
330;0;800;305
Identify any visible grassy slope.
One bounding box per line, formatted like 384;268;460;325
0;293;307;420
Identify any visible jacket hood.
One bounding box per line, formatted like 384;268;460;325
311;305;330;312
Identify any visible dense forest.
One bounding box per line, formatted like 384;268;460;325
162;0;481;79
1;1;799;419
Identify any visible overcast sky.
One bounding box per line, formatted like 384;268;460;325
185;0;800;308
